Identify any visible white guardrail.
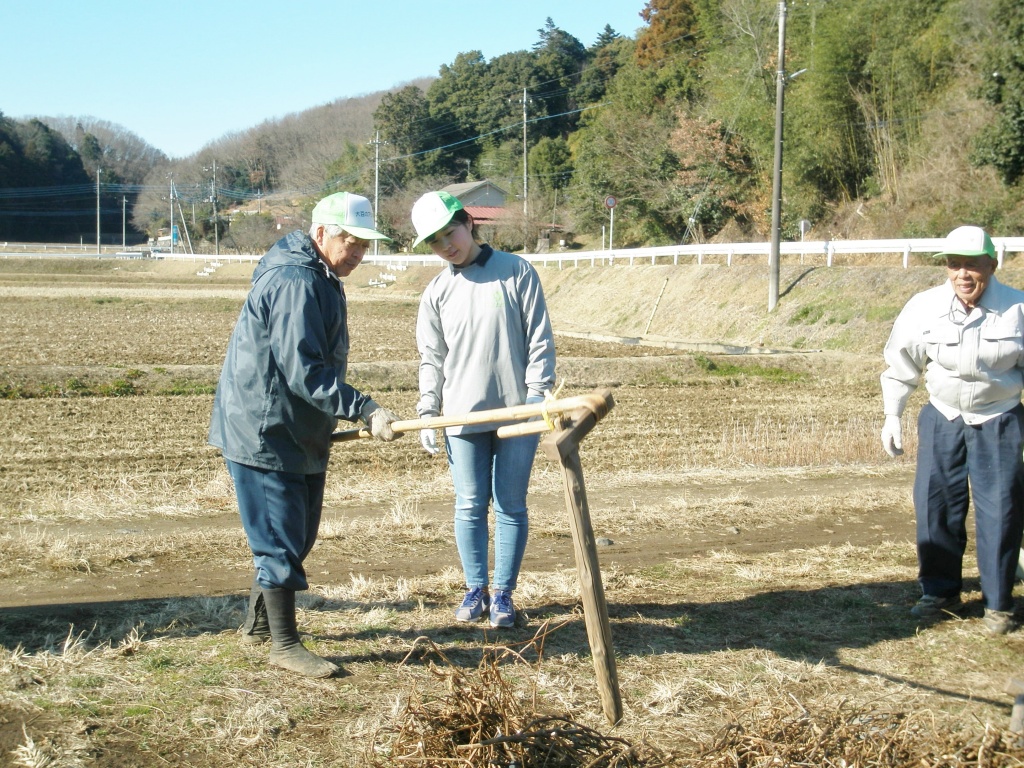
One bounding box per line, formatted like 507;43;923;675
370;236;1024;270
4;237;1024;269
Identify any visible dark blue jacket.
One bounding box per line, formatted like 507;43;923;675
208;230;374;473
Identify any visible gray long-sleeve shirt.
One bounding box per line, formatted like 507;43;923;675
416;245;556;434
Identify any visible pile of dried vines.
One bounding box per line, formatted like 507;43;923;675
371;628;671;767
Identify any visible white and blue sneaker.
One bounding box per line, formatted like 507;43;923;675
455;587;490;622
489;590;516;628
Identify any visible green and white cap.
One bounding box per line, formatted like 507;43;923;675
411;190;464;247
934;225;995;260
311;192;391;241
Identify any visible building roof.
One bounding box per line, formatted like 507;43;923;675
443;180;508;198
464;206;507;224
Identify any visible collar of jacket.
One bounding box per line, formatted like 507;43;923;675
450;243;493;273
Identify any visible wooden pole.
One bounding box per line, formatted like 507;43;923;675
540;390;622;725
1008;677;1024;739
331;392;608;443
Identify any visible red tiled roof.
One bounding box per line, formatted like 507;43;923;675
464;206;507;224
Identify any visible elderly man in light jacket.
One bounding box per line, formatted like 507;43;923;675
881;225;1024;636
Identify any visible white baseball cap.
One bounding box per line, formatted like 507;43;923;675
411;191;464;247
934;225;995;260
311;192;391;241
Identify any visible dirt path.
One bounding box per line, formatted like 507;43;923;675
1;470;917;617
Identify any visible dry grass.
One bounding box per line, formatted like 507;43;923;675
684;700;1024;768
0;258;1021;767
2;555;1021;766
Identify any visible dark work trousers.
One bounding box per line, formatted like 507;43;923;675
226;459;326;592
913;402;1024;611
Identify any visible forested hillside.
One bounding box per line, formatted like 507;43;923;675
2;0;1022;254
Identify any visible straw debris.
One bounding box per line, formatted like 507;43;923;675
373;631;672;767
686;699;1024;768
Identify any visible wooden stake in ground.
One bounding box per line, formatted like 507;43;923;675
539;389;622;726
1008;677;1024;739
335;387;623;724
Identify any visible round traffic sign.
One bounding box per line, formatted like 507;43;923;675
604;195;617;209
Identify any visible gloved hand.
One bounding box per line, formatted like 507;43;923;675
366;407;401;442
880;414;903;457
420;428;440;455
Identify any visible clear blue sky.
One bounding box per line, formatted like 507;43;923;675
3;1;648;159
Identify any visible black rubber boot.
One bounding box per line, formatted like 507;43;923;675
262;588;339;678
239;575;270;645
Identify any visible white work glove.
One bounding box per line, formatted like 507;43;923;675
420;428;440;455
360;400;401;442
880;415;903;457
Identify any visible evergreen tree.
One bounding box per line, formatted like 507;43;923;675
595;24;621;49
374;85;448;189
574;32;632;107
529;136;573;192
531;19;588;138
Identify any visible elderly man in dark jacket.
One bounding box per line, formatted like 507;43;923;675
209;191;401;677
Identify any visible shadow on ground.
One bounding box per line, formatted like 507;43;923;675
2;574;1010;716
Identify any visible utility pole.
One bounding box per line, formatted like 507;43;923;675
768;0;788;312
122;195;127;248
369;130;385;256
95;168;101;254
510;88;531;216
168;175;175;256
521;87;528;216
212;160;219;257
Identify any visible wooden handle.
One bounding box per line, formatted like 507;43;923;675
331;390;614;442
495;421;552;438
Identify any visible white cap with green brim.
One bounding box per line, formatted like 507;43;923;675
933;225;995;259
411;191;464;248
311;192;391;241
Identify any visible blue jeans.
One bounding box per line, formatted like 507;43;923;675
445;430;539;592
913;402;1024;611
226;459;325;592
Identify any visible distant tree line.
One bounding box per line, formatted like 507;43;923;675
0;114;166;244
2;0;1023;251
